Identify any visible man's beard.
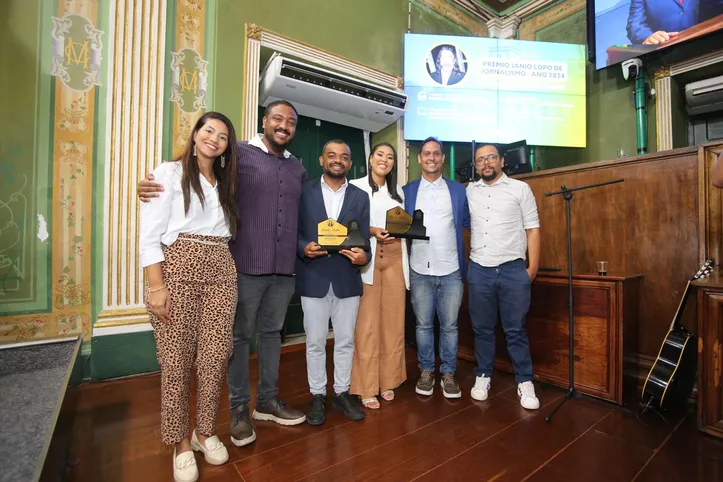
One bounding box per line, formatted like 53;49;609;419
264;128;293;149
481;169;499;182
324;166;347;179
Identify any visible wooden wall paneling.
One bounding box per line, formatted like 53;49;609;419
702;146;723;266
485;274;639;404
696;284;723;438
695;144;723;439
517;148;700;359
623;275;641;402
457;145;723;407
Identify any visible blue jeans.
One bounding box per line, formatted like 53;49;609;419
410;269;463;374
227;274;296;409
467;259;533;383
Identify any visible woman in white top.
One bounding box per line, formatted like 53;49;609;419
140;111;238;482
349;143;410;409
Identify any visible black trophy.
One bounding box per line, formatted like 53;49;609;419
385;207;429;240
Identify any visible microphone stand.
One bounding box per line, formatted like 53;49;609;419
543;178;624;423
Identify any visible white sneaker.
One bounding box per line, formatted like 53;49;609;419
173;448;198;482
190;430;229;465
471;375;491;401
518;381;540;410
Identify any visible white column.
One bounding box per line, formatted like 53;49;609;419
242;27;262;141
486;16;521;39
655;74;672;152
98;0;167;328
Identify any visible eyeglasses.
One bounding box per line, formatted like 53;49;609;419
474;154;499;165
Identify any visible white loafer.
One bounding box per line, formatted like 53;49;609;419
173;448;198;482
191;430;229;465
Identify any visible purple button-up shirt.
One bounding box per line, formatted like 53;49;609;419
231;136;307;275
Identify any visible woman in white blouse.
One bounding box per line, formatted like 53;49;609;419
139;112;238;482
350;143;410;409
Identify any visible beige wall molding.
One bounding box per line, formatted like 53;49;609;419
655;50;723;151
486;15;521;39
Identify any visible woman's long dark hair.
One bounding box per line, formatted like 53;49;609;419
175;111;239;236
368;142;403;203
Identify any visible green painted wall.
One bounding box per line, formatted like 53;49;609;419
214;0;410;130
0;0;53;316
91;330;160;380
529;7;657;170
410;1;474;36
91;0;111;333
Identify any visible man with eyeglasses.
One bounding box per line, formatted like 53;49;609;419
403;137;469;399
466;143;541;410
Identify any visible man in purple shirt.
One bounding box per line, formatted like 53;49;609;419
139;101;308;447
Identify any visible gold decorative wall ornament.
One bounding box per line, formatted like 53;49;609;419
654;66;671;81
170;48;208;113
51;14;104;92
246;23;262;41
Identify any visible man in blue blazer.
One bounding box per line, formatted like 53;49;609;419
403;137;470;400
627;0;700;45
296;140;371;425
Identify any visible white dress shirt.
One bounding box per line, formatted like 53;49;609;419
467;173;540;267
410;176;459;276
349;176;410;288
441;70;451;85
139;161;231;267
320;175;348;220
248;133;291;158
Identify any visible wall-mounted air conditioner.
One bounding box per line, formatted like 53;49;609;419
685;75;723;116
259;54;407;132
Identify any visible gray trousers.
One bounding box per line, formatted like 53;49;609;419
227;274;295;408
301;284;360;396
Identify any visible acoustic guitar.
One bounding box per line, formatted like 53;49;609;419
641;259;714;410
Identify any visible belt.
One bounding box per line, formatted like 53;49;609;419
179;237;229;247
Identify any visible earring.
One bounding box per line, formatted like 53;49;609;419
193;144;197;156
220;155;225;168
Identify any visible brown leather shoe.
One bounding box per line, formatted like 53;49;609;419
229;404;256;447
252;397;307;426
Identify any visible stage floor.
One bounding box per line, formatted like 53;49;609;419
66;347;723;482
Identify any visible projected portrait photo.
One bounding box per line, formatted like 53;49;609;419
426;44;468;86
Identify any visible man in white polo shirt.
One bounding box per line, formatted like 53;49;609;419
403;137;469;399
466;143;541;410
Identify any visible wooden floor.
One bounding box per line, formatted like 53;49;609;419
66;348;723;482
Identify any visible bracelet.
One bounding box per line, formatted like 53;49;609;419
149;286;167;293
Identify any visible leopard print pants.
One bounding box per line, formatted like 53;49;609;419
146;234;237;445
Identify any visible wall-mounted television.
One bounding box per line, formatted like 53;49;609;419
590;0;723;70
403;33;587;148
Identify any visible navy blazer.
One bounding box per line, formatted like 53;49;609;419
295;178;371;299
430;69;466;86
403;177;470;280
627;0;699;44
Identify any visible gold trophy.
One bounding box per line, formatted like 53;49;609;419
317;218;366;253
384;207;430;240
